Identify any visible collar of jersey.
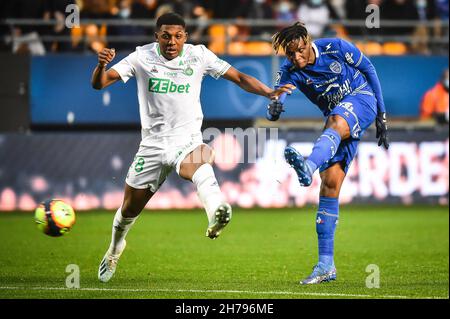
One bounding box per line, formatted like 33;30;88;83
312;42;319;59
156;43;185;61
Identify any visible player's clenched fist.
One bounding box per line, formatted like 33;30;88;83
98;48;116;67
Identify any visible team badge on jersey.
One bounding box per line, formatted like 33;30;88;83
183;66;194;76
329;61;342;74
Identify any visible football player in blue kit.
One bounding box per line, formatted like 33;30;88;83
267;22;390;284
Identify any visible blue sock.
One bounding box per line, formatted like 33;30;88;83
316;197;339;268
306;128;341;173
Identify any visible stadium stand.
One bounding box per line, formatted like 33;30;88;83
0;0;448;56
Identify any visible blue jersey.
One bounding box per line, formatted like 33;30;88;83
276;38;386;116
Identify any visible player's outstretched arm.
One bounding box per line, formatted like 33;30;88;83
356;56;390;149
91;48;121;90
222;66;295;99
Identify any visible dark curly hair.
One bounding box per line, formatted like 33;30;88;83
272;22;311;54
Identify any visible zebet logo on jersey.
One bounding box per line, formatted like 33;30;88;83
149;78;191;94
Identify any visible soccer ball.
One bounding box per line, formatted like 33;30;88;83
34;199;76;237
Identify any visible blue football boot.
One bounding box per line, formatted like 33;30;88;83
284;146;313;187
300;262;337;285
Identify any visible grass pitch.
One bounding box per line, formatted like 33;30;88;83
0;206;448;299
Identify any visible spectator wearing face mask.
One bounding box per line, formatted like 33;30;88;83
108;0;153;51
274;0;296;22
296;0;331;38
420;68;449;124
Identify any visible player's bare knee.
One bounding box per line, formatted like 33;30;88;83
179;145;212;180
326;115;350;139
197;144;214;165
192;145;214;167
320;178;340;197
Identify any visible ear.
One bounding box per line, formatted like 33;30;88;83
154;32;158;41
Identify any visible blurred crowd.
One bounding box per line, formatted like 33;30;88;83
0;0;448;55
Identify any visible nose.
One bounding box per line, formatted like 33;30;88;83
293;52;303;61
168;36;176;45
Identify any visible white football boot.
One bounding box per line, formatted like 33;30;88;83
206;203;232;239
98;240;126;283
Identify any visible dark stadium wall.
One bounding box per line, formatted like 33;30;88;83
0;53;30;132
0;128;447;211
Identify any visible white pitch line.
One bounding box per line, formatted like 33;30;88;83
0;286;447;299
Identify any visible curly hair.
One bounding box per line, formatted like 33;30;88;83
272;22;311;54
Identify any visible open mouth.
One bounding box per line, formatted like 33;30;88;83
166;47;177;55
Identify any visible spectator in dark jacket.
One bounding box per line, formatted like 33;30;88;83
44;0;76;52
381;0;419;36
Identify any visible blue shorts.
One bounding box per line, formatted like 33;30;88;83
319;93;377;174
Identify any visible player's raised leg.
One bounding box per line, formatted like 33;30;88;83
98;184;154;282
285;115;350;186
300;162;344;284
178;144;231;239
